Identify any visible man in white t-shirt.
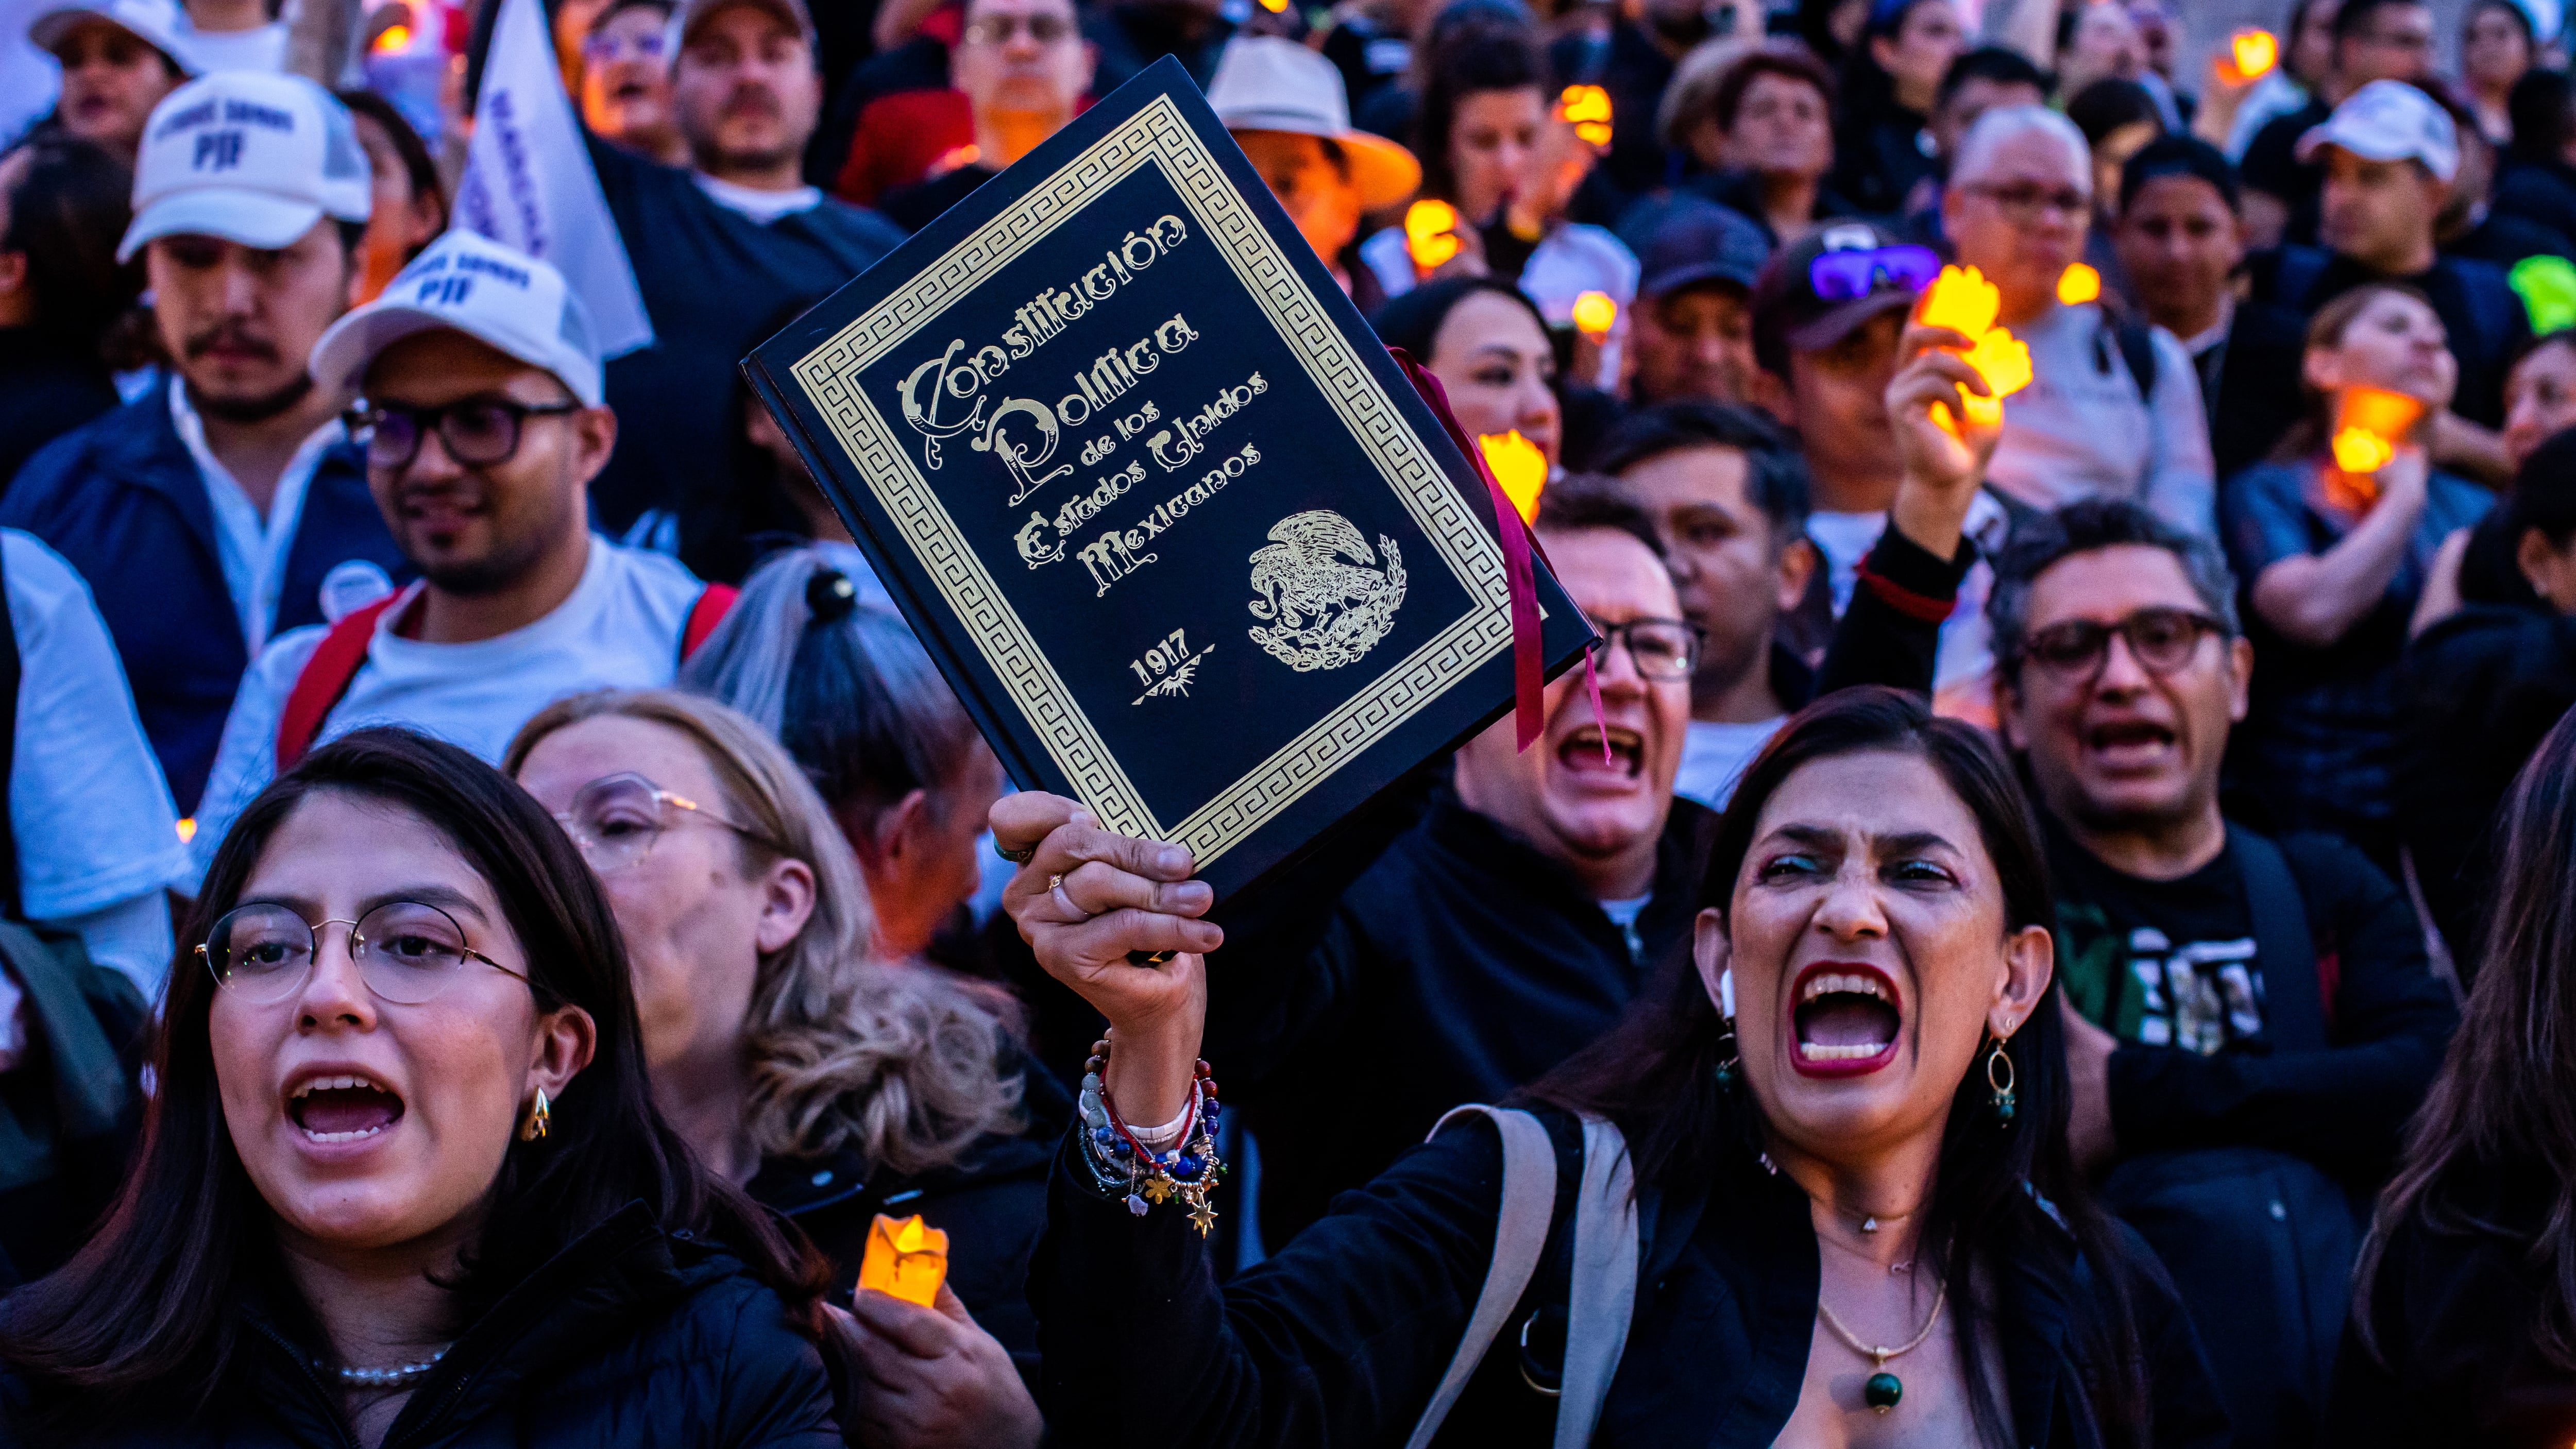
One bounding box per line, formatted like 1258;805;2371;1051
189;230;730;875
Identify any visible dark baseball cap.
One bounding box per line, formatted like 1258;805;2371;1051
1751;219;1937;377
1635;198;1772;301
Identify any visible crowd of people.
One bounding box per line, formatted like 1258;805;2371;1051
0;0;2574;1443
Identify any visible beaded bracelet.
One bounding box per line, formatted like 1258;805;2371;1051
1078;1034;1226;1237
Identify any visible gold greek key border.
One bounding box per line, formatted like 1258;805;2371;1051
787;92;1512;865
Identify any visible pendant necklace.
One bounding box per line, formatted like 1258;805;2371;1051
1816;1280;1947;1415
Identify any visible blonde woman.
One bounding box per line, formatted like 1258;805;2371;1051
508;690;1056;1449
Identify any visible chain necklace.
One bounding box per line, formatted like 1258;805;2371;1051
328;1349;447;1389
1816;1280;1947;1416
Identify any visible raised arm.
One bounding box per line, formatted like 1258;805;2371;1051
2247;450;2432;648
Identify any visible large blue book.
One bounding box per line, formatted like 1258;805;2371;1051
744;55;1595;906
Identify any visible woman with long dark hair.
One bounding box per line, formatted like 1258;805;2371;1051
999;688;2226;1445
1829;0;1965;216
0;728;850;1446
2332;705;2576;1444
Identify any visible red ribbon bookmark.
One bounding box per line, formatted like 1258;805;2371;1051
1391;348;1606;758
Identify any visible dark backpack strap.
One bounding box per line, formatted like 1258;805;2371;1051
274;594;401;773
2229;825;2330;1052
0;536;19;922
2113;318;2159;402
680;583;738;664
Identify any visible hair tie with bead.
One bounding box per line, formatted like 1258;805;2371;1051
806;567;859;624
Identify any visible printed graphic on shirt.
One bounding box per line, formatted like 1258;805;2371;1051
2058;902;2270;1054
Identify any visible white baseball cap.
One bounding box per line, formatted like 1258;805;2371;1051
310;230;605;406
119;71;372;263
2296;79;2460;184
27;0;196;73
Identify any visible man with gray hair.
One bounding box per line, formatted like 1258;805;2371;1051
1986;495;2454;1448
1942;104;2215;537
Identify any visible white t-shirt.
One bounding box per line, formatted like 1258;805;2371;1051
174;19;288;72
693;173;824;225
1674;717;1783;810
189;536;709;878
1;531;191;997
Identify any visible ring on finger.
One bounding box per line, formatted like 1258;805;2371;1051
995;840;1036;864
1048;873;1088;922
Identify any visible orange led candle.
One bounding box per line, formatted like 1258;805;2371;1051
1405;199;1461;270
857;1213;949;1307
2329;385;2424;479
1558;84;1613;147
1914;266;2031;434
1917;263;2001;338
1479;430;1548;524
2226;28;2278;82
2057;262;2101;305
1571;289;1617;338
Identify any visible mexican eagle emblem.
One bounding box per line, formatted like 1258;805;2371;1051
1245;510;1407;672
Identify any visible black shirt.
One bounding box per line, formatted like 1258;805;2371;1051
588;142;904;534
2248;245;2533;428
2046;821;2456;1181
2241;96;2334;245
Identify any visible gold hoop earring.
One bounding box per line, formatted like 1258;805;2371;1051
1985;1038;2016;1126
519;1087;551;1142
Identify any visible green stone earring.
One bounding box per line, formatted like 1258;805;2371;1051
1987;1036;2016;1125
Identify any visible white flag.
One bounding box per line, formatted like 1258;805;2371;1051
453;0;653;357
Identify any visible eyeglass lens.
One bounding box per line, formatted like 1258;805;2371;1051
965;13;1071;43
206;900;479;1004
2027;609;2213;677
560;774;671;873
357;402;530;471
1979;182;2088;219
1592;621;1699;680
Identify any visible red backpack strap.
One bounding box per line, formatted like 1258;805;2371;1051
274;594;401;773
680;584;738;663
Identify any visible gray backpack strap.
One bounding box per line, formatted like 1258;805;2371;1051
1554;1116;1638;1448
1405;1105;1556;1449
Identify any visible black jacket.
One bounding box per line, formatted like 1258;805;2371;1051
2494;158;2576;256
2325;1158;2576;1447
1033;1110;2231;1447
0;1203;843;1447
747;1063;1069;1379
2397;603;2576;976
1198;522;1970;1243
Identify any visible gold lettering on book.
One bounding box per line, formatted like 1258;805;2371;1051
1077;442;1262;595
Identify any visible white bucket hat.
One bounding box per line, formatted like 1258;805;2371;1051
1208;37;1420;212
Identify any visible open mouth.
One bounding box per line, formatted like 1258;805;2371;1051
286;1072;405;1144
2085;718;2176;766
1556;724;1642;780
1790;964;1901;1076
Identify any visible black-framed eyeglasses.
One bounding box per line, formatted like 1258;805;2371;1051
1587;618;1704;681
551;771;779;875
1963;180;2089;223
961;12;1074;44
343;397;581;471
2020;607;2228;683
198;900;529;1005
